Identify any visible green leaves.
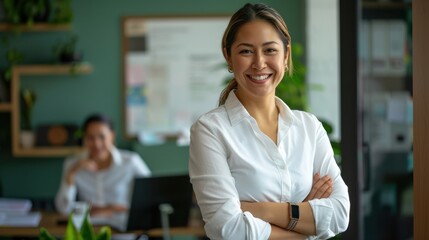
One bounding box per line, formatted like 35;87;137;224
39;211;111;240
80;212;96;240
64;215;82;240
276;43;308;111
96;226;112;240
39;227;56;240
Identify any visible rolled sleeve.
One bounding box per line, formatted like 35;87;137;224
309;119;350;238
55;182;77;215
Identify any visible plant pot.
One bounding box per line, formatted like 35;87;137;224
59;52;83;64
20;130;35;149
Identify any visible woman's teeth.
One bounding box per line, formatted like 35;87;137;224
250;75;269;81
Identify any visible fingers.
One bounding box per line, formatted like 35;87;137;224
313;177;333;199
305;173;333;201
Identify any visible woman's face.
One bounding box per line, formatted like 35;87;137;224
225;19;289;101
83;122;115;160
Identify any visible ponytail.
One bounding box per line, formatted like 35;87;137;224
218;78;238;106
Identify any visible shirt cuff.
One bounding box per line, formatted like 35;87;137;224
204;199;270;240
308;198;335;239
57;183;77;214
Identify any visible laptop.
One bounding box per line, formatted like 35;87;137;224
91;174;193;233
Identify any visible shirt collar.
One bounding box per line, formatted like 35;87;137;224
224;90;295;128
224;91;251;126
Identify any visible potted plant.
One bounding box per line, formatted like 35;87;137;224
20;88;37;148
2;0;50;26
0;36;24;102
39;211;112;240
54;34;83;64
50;0;73;24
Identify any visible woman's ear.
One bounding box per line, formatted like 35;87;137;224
284;45;290;67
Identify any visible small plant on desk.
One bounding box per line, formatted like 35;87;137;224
39;211;111;240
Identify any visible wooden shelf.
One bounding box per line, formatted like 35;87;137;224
13;146;83;157
11;63;93;157
0;103;12;112
13;64;93;75
0;23;71;32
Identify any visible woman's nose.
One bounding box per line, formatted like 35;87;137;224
252;52;266;70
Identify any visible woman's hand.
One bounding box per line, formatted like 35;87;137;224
90;204;128;217
66;158;98;185
304;173;333;201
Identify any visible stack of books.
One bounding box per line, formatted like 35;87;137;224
0;198;41;227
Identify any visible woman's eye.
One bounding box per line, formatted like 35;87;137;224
265;48;278;54
239;49;252;54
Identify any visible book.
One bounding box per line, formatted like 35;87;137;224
0;212;41;227
0;198;32;214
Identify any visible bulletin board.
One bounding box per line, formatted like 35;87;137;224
122;16;231;138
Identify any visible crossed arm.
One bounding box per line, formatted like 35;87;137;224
241;173;333;239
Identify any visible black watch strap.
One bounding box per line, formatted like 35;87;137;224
286;202;300;231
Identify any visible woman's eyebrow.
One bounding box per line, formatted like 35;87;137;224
235;41;280;48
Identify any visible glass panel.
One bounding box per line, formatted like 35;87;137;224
358;1;413;239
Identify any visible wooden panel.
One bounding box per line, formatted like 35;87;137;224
13;147;83;157
14;64;93;75
413;0;429;239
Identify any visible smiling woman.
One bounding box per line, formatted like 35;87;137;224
189;3;350;240
55;113;152;216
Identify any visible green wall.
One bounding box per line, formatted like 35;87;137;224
0;0;305;199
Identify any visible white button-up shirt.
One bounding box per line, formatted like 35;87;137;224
55;147;151;215
189;92;349;240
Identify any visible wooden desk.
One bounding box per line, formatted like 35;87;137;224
0;212;206;238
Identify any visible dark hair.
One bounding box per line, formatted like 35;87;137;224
219;3;293;105
82;113;114;133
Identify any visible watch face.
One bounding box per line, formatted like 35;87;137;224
291;204;300;218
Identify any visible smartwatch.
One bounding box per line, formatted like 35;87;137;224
286;202;300;230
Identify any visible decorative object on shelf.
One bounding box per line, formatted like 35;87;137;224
20;88;37;148
53;34;83;63
35;124;80;147
39;210;112;240
20;130;34;149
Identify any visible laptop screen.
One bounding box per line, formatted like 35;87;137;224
126;174;193;231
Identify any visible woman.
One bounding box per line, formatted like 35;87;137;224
189;3;349;239
55;114;151;216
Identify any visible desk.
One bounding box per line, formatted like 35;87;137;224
0;212;206;238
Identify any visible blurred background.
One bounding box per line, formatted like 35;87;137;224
0;0;414;239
